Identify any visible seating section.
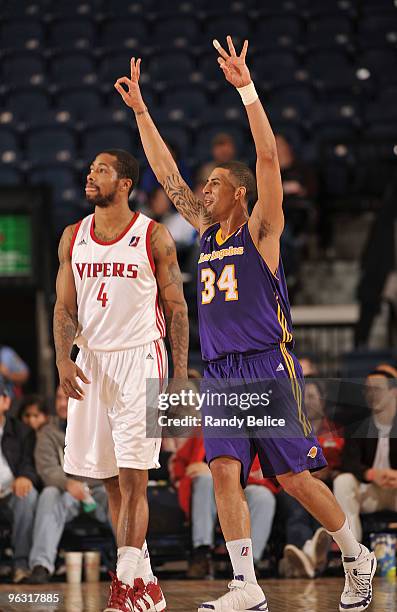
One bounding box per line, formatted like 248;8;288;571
0;0;396;221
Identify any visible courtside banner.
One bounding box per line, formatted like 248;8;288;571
145;377;395;439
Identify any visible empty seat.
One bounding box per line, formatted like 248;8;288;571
204;16;250;43
2;51;45;85
5;87;50;120
162;86;209;117
0;127;19;163
153;125;191;156
252;52;299;87
105;0;145;17
308;15;353;36
311;103;359;143
99;51;136;84
151;16;200;45
149;52;195;84
198;51;225;82
254;17;303;48
359;48;397;84
0;166;22;185
306;51;355;91
81;126;135;161
46;0;102;18
58;86;102;119
1;0;46;18
0;18;44;50
358;11;397;45
269;83;315;114
50;51;96;86
101;18;148;48
28;164;79;204
48;18;97;49
25;127;77;163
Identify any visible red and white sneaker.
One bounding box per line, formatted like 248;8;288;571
104;572;135;612
133;577;167;611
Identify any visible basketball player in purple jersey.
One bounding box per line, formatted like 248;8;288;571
115;38;375;612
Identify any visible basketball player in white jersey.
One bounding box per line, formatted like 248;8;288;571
54;149;189;612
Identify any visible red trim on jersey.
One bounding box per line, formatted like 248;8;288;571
90;212;140;246
155;294;166;337
146;220;156;274
69;220;83;258
154;339;164;392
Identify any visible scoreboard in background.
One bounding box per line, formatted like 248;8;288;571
0;213;32;278
0;186;51;288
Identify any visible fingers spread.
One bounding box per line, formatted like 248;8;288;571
240;39;249;59
136;57;141;80
227;35;237;56
213;38;229;59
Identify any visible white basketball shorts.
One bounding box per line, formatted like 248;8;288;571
64;339;167;479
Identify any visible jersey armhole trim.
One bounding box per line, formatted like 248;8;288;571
146;220;156;274
70;220;83;259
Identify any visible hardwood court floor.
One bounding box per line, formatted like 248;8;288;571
0;578;395;612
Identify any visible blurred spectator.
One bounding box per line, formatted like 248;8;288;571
299;356;319;377
334;368;397;542
275;134;318;293
196;133;237;189
140;141;191;195
147;187;196;247
278;378;344;578
0;344;30;399
170;434;278;579
26;386;109;584
18;395;49;432
0;378;39;583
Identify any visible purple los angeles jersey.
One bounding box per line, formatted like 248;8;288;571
198;222;293;361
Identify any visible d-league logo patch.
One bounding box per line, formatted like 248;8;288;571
307;446;318;459
241;546;250;557
129;236;140;247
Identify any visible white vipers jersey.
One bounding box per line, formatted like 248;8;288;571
70;212;166;351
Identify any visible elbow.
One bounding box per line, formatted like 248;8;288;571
257;147;278;164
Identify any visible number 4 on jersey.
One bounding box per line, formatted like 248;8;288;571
97;282;108;307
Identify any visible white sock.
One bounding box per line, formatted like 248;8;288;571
226;538;257;585
135;540;155;584
327;518;361;558
116;546;141;586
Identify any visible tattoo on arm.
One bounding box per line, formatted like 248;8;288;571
53;228;78;364
152;225;189;376
161;173;212;229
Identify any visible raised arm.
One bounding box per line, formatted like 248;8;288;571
151;222;189;378
115;59;212;234
215;37;284;273
54;225;90;400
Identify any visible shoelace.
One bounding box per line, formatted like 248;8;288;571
345;569;371;597
108;572;134;608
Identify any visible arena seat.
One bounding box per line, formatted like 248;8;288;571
25;126;77;163
57;86;103;118
0;18;44;50
49;51;96;86
151;16;200;46
44;0;102;19
253;16;303;49
0;165;22;185
162;86;210;118
203;15;250;44
149;51;195;85
251;51;299;88
5;86;51;119
1;50;45;85
48;17;97;49
28;163;80;205
0;126;20;161
100;18;148;48
81;126;136;161
359;48;397;84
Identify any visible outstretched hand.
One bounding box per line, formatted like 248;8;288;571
213;35;251;88
114;57;146;113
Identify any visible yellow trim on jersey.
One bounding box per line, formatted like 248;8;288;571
215;222;247;246
277;303;311;437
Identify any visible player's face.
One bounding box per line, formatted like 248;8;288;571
55;385;69;420
85;153;120;207
202;168;238;222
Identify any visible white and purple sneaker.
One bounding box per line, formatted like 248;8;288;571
198;576;269;612
340;545;377;612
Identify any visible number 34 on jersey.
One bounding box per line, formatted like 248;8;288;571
201;264;239;304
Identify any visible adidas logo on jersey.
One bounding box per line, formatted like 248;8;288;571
78;238;87;246
129;235;141;247
276;363;285;372
146;353;154;360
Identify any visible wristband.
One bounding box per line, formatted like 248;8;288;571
237;82;258;106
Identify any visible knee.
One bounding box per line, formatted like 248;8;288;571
277;471;312;500
210;458;241;492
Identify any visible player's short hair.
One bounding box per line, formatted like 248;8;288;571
102;149;139;196
216;161;257;206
